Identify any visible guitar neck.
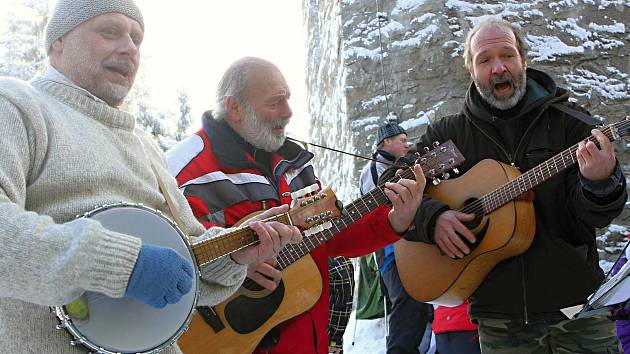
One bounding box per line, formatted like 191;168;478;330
191;213;291;266
470;123;622;216
275;168;414;270
192;139;465;270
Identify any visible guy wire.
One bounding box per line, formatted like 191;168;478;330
375;0;391;117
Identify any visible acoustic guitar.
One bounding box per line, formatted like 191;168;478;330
178;140;465;354
395;118;630;307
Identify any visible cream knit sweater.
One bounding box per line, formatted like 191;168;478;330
0;75;247;353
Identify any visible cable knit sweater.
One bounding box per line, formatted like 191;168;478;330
0;75;247;353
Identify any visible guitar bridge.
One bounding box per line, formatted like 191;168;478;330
197;306;225;333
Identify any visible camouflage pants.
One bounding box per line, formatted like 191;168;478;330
477;316;621;354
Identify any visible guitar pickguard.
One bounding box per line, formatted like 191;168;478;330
224;281;286;334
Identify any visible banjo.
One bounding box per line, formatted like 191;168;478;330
53;187;340;353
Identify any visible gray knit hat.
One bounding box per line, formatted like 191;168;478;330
44;0;145;53
376;122;406;146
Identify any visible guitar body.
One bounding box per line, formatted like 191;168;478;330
178;254;323;354
396;159;536;306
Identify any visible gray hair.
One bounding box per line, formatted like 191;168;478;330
463;18;527;71
214;57;279;120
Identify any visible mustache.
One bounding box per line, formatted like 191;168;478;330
102;57;136;77
268;118;290;130
490;72;514;86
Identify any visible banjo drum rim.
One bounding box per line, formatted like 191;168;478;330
53;202;200;354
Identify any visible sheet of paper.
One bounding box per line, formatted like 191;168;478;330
560;304;584;319
598;277;630;307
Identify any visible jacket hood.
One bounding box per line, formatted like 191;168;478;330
465;68;566;124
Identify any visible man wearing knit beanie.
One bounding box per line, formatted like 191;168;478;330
376;121;407;148
359;123;433;354
44;0;145;54
0;1;302;353
46;0;145;107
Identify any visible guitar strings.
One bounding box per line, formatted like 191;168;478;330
269;149;447;273
457;122;627;217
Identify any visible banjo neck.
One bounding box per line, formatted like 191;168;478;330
190;213;291;266
190;186;341;267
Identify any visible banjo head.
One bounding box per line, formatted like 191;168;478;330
54;203;199;353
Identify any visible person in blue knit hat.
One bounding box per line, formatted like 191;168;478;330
359;121;434;354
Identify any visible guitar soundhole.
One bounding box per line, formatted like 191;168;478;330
459;198;489;253
224;280;285;334
242;279;265;292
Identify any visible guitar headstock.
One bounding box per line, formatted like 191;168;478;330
414;140;465;184
612;116;630;140
288;187;341;230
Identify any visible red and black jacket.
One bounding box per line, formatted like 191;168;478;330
167;113;400;354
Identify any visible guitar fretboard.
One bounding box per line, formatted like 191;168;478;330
275;168;414;270
271;142;465;270
463;122;626;217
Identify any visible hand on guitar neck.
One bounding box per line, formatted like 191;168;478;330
433;128;618;261
577;129;616;182
384;164;427;234
230;205;303;265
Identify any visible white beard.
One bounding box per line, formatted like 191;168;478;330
240;104;288;152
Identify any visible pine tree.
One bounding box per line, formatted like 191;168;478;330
125;72;178;151
176;90;192;141
0;0;48;79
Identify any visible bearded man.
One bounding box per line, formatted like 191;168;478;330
167;57;426;353
406;19;626;353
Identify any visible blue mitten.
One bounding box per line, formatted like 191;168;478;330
125;244;194;308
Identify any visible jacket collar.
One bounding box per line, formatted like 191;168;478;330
465;68;560;124
373;149;397;163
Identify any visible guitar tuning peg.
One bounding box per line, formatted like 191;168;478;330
432;141;440;148
423;146;430;153
453;168;460;174
432;178;441;186
441;172;450;180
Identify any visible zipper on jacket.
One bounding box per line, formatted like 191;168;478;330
520;254;529;324
467;117;514;164
466;97;566;325
312;316;318;352
510;99;558;165
467;96;564;166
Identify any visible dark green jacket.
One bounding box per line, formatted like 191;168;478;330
408;68;627;322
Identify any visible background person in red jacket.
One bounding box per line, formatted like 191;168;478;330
167;56;425;354
432;302;480;354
